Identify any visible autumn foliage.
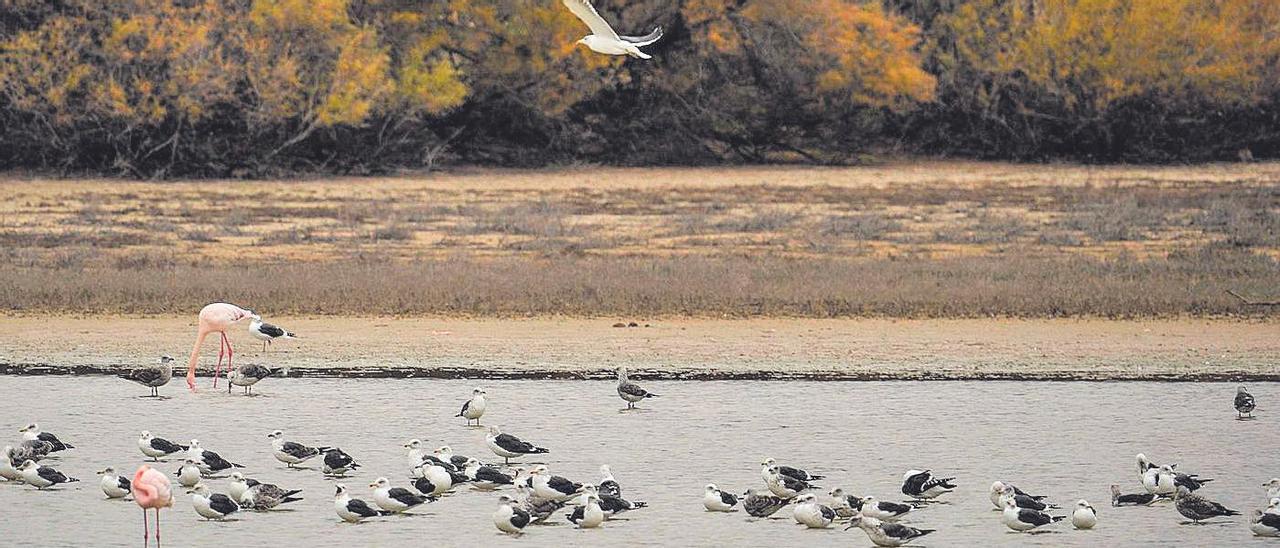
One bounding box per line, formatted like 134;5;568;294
0;0;1276;175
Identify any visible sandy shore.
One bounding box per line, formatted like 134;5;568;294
1;316;1277;381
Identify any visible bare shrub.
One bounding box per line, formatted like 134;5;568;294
819;212;902;240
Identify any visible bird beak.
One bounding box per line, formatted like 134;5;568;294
96;469;106;475
368;482;378;488
844;524;855;530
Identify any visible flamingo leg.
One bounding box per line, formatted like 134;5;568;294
143;507;149;545
156;508;162;543
213;332;226;388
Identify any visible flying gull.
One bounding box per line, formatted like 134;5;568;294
486;426;549;464
334;483;391;523
1236;385;1257;418
764;464;814;499
249;315;296;352
227;364;283;395
567;493;605;528
616;367;659;409
1072;499;1097;529
1174;484;1239;523
857;495;916;522
267;430;328;468
901;469;955;501
561;0;662;59
989;481;1046;509
1001;498;1064;532
18;460;78;489
1252;508;1280;537
189;483;240;520
321;447;360;476
98;467;131;499
175;459;202;488
846;515;935;547
703;483;739;512
370;477;435;513
457;388;487;426
138;431;187;462
20;423;73;452
1111;484;1156;506
187;439;243;475
494;494;533;535
119;356;175;397
744;488;792;518
762;457;824;482
792;493;836;528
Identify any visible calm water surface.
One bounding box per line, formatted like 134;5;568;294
0;377;1276;547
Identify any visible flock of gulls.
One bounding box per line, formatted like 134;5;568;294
2;301;1278;545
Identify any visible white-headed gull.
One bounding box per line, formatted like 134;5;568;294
791;493;836;528
561;0;662;59
18;460;77;489
98;467;131;499
1072;500;1097;529
334;483;390;523
486;426;548;464
457;388;487;426
846;515;935;546
370;477;434;512
494;494;532;535
1002;498;1064;531
901;469;954;500
138;431;187;462
248;315;296;352
189;483;239;520
703;483;738;512
267;430;327;467
19;423;72;452
616;367;658;409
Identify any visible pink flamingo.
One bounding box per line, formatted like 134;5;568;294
185;303;253;392
131;464;173;545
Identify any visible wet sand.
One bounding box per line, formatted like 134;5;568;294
2;316;1278;380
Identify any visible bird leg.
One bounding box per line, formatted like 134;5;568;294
143;507;149;545
156;508;162;543
214;332;226;388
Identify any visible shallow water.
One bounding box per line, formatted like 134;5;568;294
0;376;1276;547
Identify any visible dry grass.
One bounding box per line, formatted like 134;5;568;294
2;162;1279;317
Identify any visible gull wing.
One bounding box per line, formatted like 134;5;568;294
562;0;619;40
621;26;662;46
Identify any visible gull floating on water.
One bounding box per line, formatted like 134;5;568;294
989;481;1046;509
1236;385;1257;418
175;459;202;488
18;459;78;489
227;364;284;395
334;483;391;523
486;426;549;464
268;430;328;468
762;457;824;482
1002;498;1064;532
792;493;836;528
744;488;792;518
457;388;487;426
1111;484;1156;506
703;483;738;512
187;439;243;475
371;477;434;513
846;514;935;547
1174;484;1239;523
189;483;240;520
616;367;659;409
20;423;72;452
901;469;955;500
561;0;662;59
98;467;131;499
119;356;174;397
321;447;359;476
249;315;296;352
1072;500;1097;529
495;494;532;535
138;431;187;462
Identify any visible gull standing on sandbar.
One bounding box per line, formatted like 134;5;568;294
457;388;487;426
249;314;296;352
561;0;663;59
267;430;328;468
227;364;284;395
486;426;549;464
119;356;175;397
616;367;658;409
138;431;187;462
1174;484;1239;523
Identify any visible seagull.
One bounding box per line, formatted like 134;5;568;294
1111;484;1156;506
486;426;549;464
1072;500;1097;529
744;488;792;518
404;438;430;473
1174;484;1239;523
414;463;455;496
567;493;605;528
241;480;303;510
1142;464;1175;495
1236;385;1257;418
98;467;132;499
465;458;515;490
227;472;256;502
764;464;814;499
516;484;567;524
187;440;243;474
597;489;647;517
703;483;738;512
858;495;916;522
0;446;23;481
334;483;391;523
248;315;296;352
495;494;533;535
138;431;187;462
227;364;283;395
901;469;955;500
321;447;360;476
999;484;1057;512
19;423;72;452
762;457;824;482
17;439;52;462
435;445;472;470
1172;470;1212;492
267;430;328;467
561;0;662;59
119;356;174;397
370;477;434;512
989;481;1046;509
189;483;240;520
615;367;658;409
1001;498;1064;532
457;388;487;426
18;460;78;489
1265;479;1280;501
175;459;202;487
792;493;836;528
531;465;583;502
846;515;935;547
1252;509;1280;537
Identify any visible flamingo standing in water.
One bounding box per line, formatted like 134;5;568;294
131;464;173;545
185;303;253;391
